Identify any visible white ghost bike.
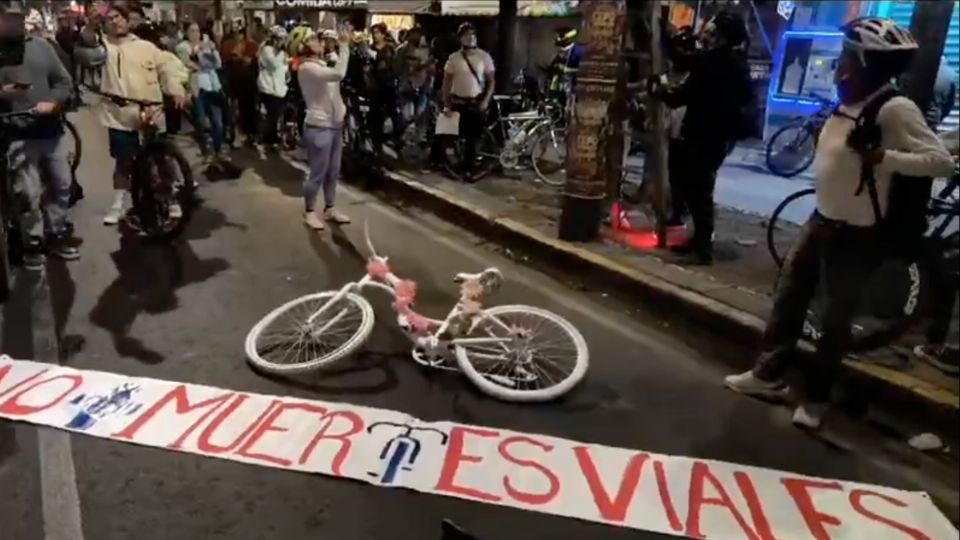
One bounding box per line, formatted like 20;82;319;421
244;228;589;402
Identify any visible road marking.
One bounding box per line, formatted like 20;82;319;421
38;429;84;540
280;155;704;370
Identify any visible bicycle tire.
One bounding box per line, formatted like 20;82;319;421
443;129;498;182
531;126;567;187
767;188;815;267
766;123;816;178
130;139;195;240
65;119;81;174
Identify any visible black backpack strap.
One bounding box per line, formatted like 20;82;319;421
848;87;901;223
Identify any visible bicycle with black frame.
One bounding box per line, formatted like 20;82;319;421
0;109;35;300
85;85;195;240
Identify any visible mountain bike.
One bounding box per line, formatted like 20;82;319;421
766;174;959;351
87;87;195;240
765;95;835;178
245;225;589;402
0;110;34;301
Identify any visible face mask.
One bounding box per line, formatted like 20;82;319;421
461;35;476;49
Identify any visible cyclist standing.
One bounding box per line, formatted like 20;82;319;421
0;10;78;269
99;4;187;226
725;18;955;429
177;22;227;162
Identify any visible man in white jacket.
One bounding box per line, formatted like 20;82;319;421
100;4;187;225
725;18;956;429
298;28;351;231
257;26;288;151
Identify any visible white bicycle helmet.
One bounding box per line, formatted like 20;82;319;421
841;17;918;65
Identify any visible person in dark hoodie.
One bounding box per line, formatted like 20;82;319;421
0;9;78;270
649;10;753;265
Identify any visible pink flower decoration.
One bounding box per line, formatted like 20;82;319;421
407;313;433;334
366;260;390;280
395;280;418;302
459;279;484;301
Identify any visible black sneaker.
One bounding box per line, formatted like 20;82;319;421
23;249;46;271
914;345;960;375
48;238;80;261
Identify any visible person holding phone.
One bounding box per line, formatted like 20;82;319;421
177;22;226;161
0;10;79;269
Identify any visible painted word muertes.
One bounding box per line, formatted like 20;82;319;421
0;357;955;540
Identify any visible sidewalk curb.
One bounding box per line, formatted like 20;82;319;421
363;169;959;414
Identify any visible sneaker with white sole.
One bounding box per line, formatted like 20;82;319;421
324;207;351;224
103;206;123;225
913;345;959;375
724;370;790;400
304;211;325;230
168;203;183;220
792;403;828;430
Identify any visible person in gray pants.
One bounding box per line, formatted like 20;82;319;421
0;28;78;270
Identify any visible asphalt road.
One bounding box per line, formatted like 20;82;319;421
0;108;957;540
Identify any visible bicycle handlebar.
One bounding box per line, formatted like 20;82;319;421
82;84;163;108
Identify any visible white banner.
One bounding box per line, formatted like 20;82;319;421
0;357;955;540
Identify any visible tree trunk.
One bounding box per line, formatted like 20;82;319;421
558;0;629;242
902;0;954;117
496;0;518;93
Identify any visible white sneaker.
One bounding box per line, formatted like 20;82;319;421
304;211;325;230
724;370;789;400
792;403;828;430
103;191;126;226
324;207;351;224
169;203;183;220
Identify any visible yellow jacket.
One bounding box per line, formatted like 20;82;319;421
99;35;187;132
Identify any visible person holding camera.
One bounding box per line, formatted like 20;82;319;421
0;10;78;269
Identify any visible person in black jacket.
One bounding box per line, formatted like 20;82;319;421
650;11;753;265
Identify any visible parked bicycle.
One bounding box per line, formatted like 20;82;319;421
766;173;959;351
86;86;195;240
0;110;35;301
245;225;589;402
765;95;836;178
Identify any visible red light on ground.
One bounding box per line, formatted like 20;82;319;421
608;202;689;251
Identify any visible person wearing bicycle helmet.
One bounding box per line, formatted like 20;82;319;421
726;17;954;429
547;26;582;99
0;7;78;267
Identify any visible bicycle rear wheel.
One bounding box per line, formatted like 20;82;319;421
531;126;566;187
767;188;815;267
443;129;498;182
455;305;588;402
130;140;195;240
245;291;374;374
65;119;82;174
766;123;816;178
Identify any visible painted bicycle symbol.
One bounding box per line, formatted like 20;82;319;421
65;382;142;431
366;422;449;485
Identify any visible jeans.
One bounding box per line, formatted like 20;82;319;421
261;94;285;146
753;214;879;402
369;89;403;152
7;134;73;242
302;126;344;211
193;90;225;154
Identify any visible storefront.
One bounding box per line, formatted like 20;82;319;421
272;0;367;29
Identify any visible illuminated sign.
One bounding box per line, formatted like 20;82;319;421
274;0;368;8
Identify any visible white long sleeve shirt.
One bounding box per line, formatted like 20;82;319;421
298;43;350;129
814;90;955;227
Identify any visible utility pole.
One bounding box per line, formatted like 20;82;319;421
643;0;669;247
495;0;517;92
558;0;628;242
901;0;954;117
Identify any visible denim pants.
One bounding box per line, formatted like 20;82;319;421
193;89;225;154
7;134;73;242
302;126;344;211
753;214;879;402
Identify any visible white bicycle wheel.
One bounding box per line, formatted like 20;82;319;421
531;127;566;187
455;305;588;402
245;291;374;374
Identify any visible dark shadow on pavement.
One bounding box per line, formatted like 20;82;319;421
231;149;304;199
44;258;85;364
89;234;229;364
251;351;400;396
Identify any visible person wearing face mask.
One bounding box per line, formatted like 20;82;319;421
725;18;955;430
648;11;753;265
442;22;494;182
368;22;402;158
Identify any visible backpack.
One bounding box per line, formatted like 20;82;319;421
850;87;932;258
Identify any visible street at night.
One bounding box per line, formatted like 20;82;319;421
0;105;957;540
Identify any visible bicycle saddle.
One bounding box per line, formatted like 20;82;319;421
454;268;503;295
